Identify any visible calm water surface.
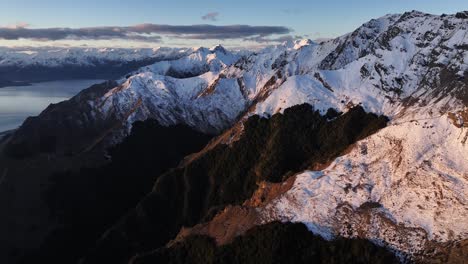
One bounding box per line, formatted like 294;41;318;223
0;80;104;132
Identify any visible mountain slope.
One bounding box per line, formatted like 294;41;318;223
20;121;212;264
1;10;467;264
260;115;468;260
80;104;388;264
5;46;244;157
132;222;399;264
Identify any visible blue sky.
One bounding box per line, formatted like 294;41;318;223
0;0;467;48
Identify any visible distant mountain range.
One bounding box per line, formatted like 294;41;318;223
0;46;196;87
0;10;467;264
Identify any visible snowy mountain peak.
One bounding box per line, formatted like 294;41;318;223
293;39;316;49
209;44;228;54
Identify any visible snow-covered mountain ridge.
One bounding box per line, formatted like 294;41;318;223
0;46;192;67
3;10;467;262
95;11;467;136
0;46;199;87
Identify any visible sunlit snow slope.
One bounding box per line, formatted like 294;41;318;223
4;11;468;260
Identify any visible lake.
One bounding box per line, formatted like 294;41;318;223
0;79;104;132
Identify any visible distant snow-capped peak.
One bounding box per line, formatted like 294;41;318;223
0;46;193;68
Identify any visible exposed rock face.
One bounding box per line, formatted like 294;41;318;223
416;239;468;264
455;11;468;19
170;176;297;247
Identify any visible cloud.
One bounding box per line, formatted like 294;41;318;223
0;23;291;42
5;22;30;29
0;26;162;42
131;24;291;39
244;35;301;44
201;12;219;21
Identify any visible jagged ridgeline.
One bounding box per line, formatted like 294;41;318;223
81;104;388;264
132;222;399;264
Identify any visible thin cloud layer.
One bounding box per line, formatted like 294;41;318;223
201;12;219;21
5;22;31;29
244;35;303;43
0;23;291;43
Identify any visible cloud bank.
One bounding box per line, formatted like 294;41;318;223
0;23;291;43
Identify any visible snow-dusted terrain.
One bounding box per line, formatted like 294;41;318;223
98;45;246;133
88;11;467;137
94;10;467;259
4;10;468;261
0;46;191;67
0;46;197;88
260;115;467;258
